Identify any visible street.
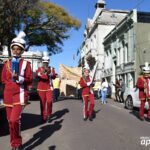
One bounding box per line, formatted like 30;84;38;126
0;98;150;150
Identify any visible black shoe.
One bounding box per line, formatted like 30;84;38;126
89;116;93;121
83;117;88;121
146;117;150;122
139;116;144;121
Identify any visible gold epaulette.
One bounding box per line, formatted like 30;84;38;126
3;58;11;63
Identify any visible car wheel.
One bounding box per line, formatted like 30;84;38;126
125;96;133;110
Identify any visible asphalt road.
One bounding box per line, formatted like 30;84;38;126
0;98;150;150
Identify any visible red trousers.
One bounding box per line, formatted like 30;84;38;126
6;105;23;148
140;100;150;118
38;90;53;121
82;94;95;118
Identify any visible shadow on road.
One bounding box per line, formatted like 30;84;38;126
93;109;101;119
129;110;139;120
0;113;42;137
21;113;44;130
129;109;149;121
48;145;56;150
53;96;83;103
22;119;63;150
22;108;69;150
48;108;69;123
129;109;146;121
0;121;9;137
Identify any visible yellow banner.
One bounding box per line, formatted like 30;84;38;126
59;64;82;81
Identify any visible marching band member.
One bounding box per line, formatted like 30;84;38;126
79;67;95;121
136;62;150;121
1;31;32;150
36;52;56;123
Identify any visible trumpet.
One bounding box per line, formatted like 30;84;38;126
43;66;55;75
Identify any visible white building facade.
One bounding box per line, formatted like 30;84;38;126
80;0;128;80
103;9;150;94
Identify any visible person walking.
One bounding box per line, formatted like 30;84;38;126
1;31;32;150
101;78;108;104
119;79;125;103
36;52;56;123
136;62;150;121
113;79;120;102
52;74;61;102
79;67;95;121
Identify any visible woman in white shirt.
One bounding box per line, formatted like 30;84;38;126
101;78;108;104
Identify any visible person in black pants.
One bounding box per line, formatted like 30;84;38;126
119;79;125;103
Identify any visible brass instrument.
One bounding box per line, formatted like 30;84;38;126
42;65;55;76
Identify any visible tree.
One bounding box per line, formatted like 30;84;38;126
0;0;37;55
86;54;96;70
0;0;81;56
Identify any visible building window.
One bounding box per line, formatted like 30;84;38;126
117;48;121;66
125;73;128;87
125;43;128;63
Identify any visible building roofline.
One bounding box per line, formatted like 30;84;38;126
86;8;129;39
102;9;129;13
103;10;150;43
103;9;135;43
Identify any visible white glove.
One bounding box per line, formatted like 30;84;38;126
16;76;24;84
87;82;92;86
38;72;41;76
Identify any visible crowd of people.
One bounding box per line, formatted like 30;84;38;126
1;31;150;150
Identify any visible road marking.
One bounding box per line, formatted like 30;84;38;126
109;104;122;110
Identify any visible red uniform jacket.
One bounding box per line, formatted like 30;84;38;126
80;76;93;96
1;58;32;106
136;75;150;100
36;67;56;91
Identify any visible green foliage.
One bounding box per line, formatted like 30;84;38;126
0;0;81;56
86;55;96;70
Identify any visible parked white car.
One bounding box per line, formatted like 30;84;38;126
125;88;149;110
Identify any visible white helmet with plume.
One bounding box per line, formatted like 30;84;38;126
10;31;26;51
142;62;150;74
42;51;50;63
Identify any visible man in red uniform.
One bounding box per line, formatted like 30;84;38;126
80;67;95;121
36;52;56;123
136;62;150;121
1;31;32;150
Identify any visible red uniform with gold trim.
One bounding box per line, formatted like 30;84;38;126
36;66;56;121
2;58;32;106
136;75;150;119
1;58;32;148
80;76;95;119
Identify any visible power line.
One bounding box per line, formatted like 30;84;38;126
134;0;145;9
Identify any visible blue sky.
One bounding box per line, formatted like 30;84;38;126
42;0;149;73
